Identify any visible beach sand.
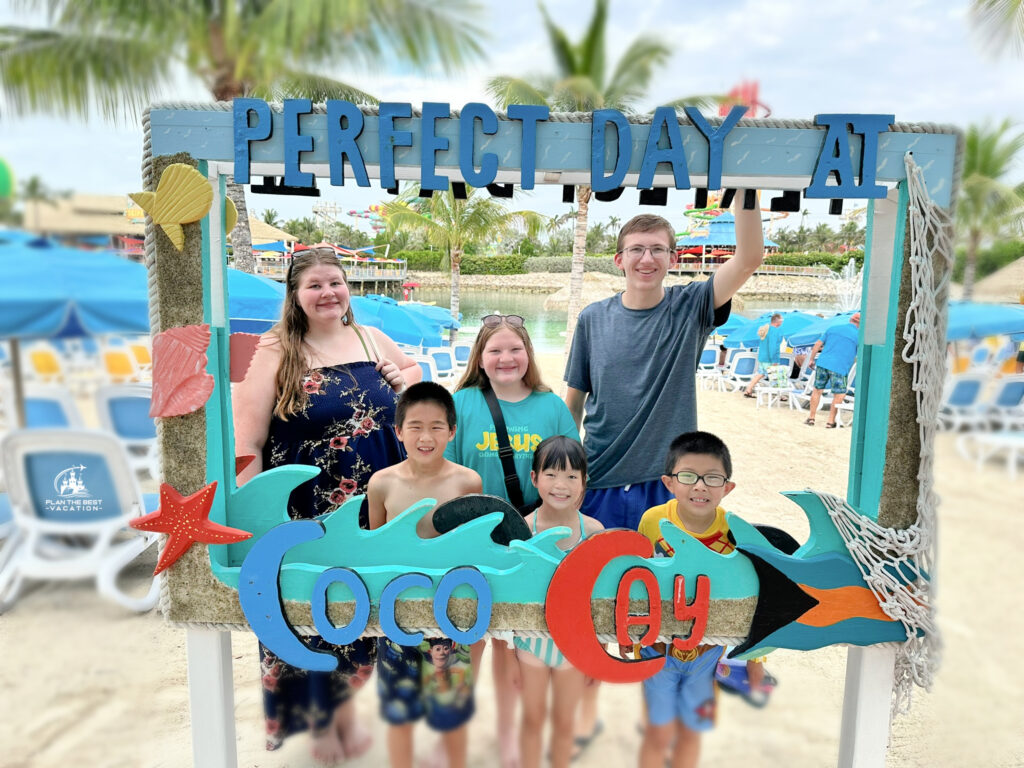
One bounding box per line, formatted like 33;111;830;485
2;357;1022;767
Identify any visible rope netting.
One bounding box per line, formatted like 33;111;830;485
810;153;949;715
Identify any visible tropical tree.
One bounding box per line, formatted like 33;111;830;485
283;217;324;246
260;208;282;227
20;175;69;231
0;0;485;271
384;186;545;340
957;119;1024;298
486;0;717;353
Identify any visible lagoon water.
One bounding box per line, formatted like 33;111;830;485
412;287;840;355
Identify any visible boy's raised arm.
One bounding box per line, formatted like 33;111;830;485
711;194;765;308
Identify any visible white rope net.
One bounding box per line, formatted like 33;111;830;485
812;154;948;715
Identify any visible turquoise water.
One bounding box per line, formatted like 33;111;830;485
413;287;841;355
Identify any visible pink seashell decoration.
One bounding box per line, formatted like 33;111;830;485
230;332;262;383
150;324;215;417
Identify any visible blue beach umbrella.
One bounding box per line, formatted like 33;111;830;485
786;311;860;348
398;300;461;330
350;295;444;347
946;302;1024;341
723;311;819;349
712;313;751;338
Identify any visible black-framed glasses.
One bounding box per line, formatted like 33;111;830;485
481;314;525;328
618;245;673;258
669;471;728;487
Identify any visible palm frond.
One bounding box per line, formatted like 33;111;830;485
550;75;604;112
485;75;550;109
537;0;577;77
249;70;378;104
969;0;1024;58
603;36;671;109
578;0;608;90
0;25;174;121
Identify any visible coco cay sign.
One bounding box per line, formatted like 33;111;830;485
232;98;895;199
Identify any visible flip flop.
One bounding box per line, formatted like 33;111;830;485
743;392;756;398
825;421;837;429
572;720;604;761
804;418;815;426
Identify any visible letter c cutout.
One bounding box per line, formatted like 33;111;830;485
239;520;336;671
546;529;666;683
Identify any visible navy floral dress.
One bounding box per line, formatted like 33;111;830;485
260;361;405;750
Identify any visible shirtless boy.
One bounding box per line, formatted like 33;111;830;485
367;381;482;768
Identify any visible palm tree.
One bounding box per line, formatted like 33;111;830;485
384;186;544;341
20;175;69;232
0;0;485;271
486;0;717;353
958;119;1024;298
970;0;1024;57
260;208;282;228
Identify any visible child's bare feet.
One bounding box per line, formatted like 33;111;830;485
499;729;520;768
311;726;346;766
334;703;372;760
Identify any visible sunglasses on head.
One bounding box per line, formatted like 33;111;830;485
481;314;525;328
287;247;342;281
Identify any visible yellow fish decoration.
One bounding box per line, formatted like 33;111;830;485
130;164;213;252
224;196;238;235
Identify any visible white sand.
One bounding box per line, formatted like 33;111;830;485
2;374;1022;767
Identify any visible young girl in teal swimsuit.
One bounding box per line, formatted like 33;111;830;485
511;436;604;768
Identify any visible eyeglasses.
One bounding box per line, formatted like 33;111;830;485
618;245;674;258
481;314;525;328
668;471;728;487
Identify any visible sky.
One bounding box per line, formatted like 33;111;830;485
3;0;1024;237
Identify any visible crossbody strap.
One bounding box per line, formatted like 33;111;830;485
480;385;526;512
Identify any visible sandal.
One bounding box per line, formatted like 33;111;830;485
804;418;815;426
825;421;837;429
743;392;756;398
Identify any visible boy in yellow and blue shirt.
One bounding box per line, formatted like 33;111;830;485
635;431;764;768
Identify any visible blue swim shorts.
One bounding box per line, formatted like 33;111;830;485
640;645;723;731
813;366;848;395
580;478;673;530
377;638;475;732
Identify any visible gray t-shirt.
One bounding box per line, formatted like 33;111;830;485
564;279;718;489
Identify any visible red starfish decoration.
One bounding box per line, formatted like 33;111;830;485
130;481;251;575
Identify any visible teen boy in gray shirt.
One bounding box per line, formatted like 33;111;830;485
564;201;765;530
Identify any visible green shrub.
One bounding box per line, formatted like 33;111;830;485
524;256;620;275
395;249;444;271
766;251;863;273
459;253;528;275
952;240;1024;283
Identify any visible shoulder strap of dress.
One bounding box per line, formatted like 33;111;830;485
351;323;381;362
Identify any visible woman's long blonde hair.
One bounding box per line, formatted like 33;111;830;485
454;321;550;393
272;248;357;419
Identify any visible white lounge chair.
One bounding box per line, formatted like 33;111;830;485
937;373;990;431
0;429;160;612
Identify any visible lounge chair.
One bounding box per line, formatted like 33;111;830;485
983;375;1024;431
0;429;160;612
95;384;159;479
718;352;757;393
937;373;990;431
427;348;457;380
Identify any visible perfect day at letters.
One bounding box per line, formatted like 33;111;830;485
232;98;894;198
